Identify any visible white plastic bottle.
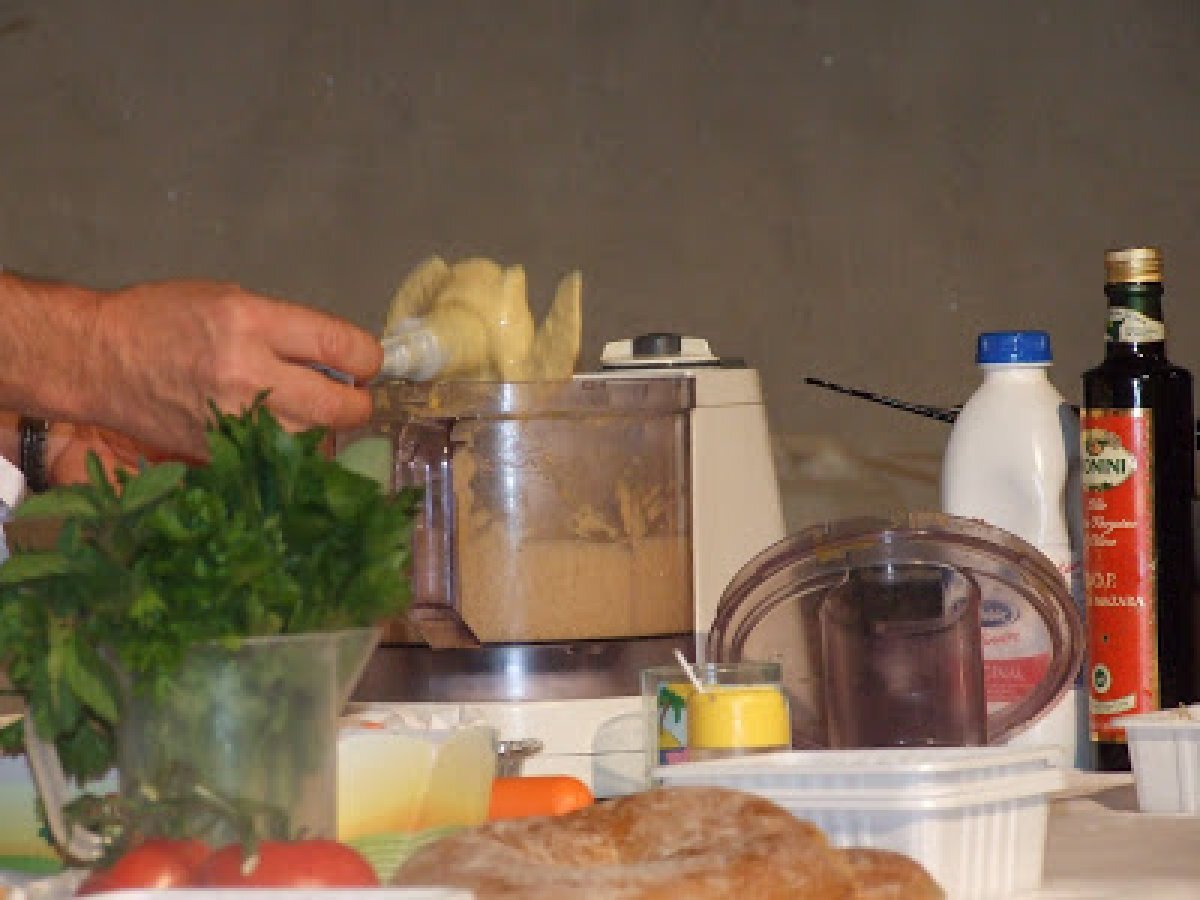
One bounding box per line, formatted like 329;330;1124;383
940;330;1090;769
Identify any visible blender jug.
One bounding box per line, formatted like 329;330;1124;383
369;378;694;650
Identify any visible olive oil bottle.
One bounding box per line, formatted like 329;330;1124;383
1081;247;1196;772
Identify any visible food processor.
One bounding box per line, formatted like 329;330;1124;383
349;334;786;795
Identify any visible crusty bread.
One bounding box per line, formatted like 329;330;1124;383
841;847;945;900
392;786;943;900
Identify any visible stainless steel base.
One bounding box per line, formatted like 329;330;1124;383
353;634;694;702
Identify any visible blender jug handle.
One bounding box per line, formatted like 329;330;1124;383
22;711;105;862
395;419;482;649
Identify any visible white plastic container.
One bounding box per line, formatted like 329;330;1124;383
337;707;497;840
1116;703;1200;813
941;330;1089;769
347;697;647;799
654;745;1065;900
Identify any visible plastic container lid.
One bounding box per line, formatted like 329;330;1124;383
657;764;1064;811
706;513;1085;749
976;329;1053;365
654;744;1061;792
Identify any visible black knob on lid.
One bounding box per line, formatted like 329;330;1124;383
631;332;683;357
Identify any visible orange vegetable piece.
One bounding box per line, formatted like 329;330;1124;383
487;775;595;820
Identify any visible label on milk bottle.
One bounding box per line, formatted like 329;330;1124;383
981;538;1081;711
981;586;1052;709
1080;410;1157;743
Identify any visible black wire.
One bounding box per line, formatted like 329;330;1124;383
803;377;959;423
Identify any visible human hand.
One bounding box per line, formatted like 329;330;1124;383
82;281;382;460
46;423;182;487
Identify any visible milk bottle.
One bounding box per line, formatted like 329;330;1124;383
941;330;1090;769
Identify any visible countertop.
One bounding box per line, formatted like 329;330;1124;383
4;771;1197;899
1033;773;1200;898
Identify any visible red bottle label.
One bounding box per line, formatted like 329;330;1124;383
1081;409;1158;742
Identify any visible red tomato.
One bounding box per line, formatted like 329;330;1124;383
76;838;211;895
153;837;211;871
197;839;379;888
74;871;112;896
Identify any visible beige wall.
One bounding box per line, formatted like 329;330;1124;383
2;1;1197;525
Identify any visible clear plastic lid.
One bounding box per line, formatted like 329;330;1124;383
706;512;1085;749
370;375;694;420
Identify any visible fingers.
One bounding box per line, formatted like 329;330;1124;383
47;425;145;486
232;292;380;434
255;296;384;384
261;365;376;434
49;423;209;488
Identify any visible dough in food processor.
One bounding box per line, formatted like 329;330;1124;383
381;256;582;381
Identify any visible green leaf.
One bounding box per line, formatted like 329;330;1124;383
335;436;393;488
57;720;114;785
119;462;188;515
63;640;120;725
12;488;100;521
130;587;166;623
0;718;24;757
85;452;118;506
0;551;72;583
44;634;82;734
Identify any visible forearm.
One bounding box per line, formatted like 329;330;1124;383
0;270;380;460
0;271;103;422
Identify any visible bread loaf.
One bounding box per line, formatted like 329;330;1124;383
393;785;943;899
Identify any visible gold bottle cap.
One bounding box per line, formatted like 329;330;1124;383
1104;247;1162;284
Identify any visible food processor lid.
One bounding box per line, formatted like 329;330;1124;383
706;512;1085;749
370;373;695;419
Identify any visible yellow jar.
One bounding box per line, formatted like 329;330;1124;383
643;661;792;776
687;683;792;753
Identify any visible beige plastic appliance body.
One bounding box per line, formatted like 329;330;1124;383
595;335;787;659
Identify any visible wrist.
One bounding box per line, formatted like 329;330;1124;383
18;417;49;493
0;272;103;422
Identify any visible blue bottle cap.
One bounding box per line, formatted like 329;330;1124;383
976;330;1053;365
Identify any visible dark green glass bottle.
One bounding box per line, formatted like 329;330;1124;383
1081;247;1196;772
